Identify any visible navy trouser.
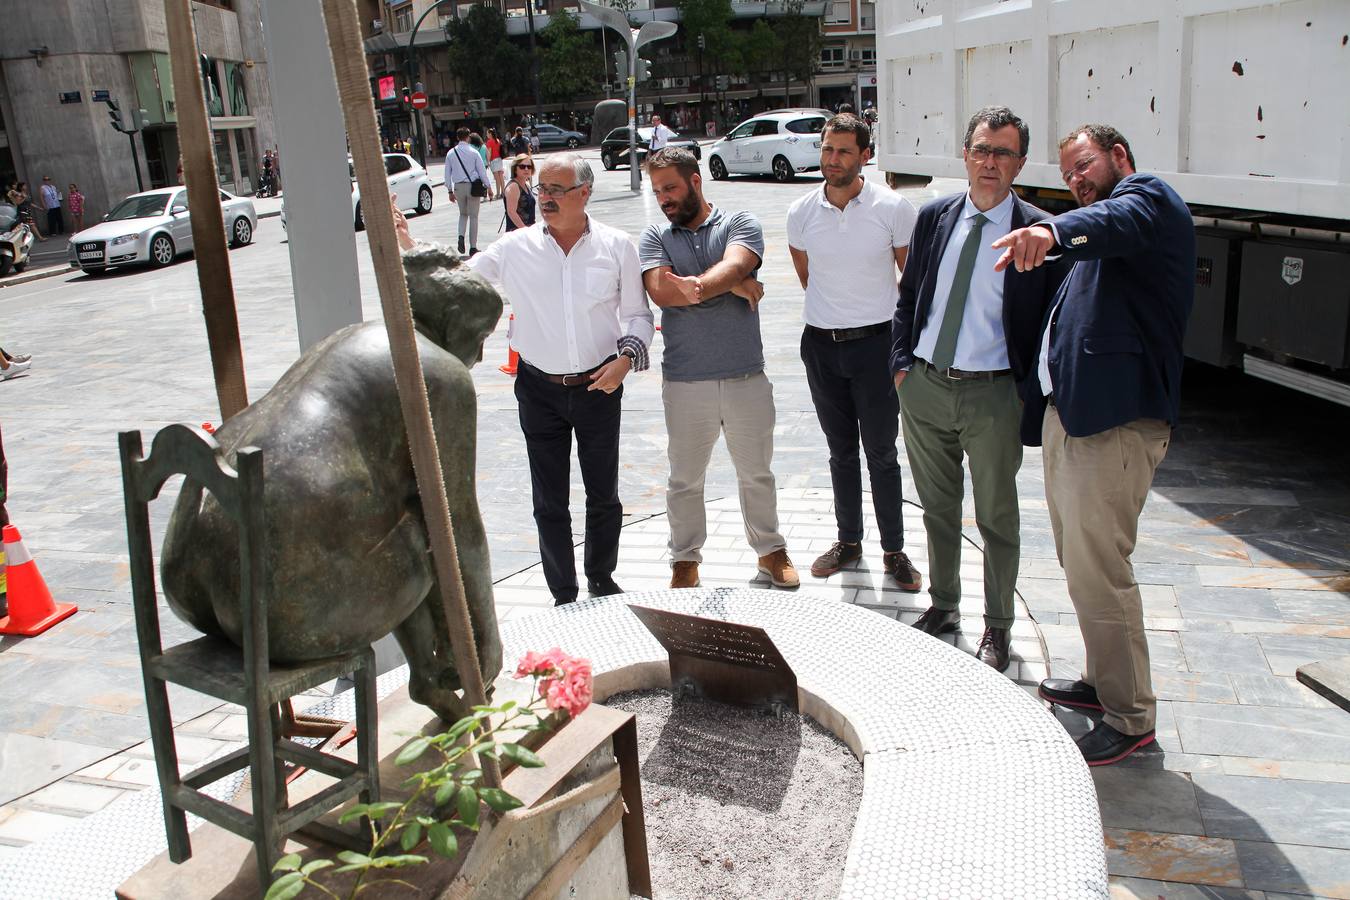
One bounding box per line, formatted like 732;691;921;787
514;365;623;602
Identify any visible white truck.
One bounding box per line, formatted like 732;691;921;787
875;0;1350;405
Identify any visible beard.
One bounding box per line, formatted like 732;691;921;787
822;163;859;189
661;189;702;227
1075;160;1125;206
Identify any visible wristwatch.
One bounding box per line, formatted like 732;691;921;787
619;348;637;362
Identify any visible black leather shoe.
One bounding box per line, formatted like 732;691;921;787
1038;679;1103;711
1077;722;1156;766
975;626;1011;672
586;576;623;597
912;605;960;636
457;236;466;254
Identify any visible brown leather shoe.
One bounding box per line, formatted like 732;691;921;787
757;548;800;589
670;560;700;589
810;541;861;577
975;626;1011;672
913;605;961;636
883;550;922;592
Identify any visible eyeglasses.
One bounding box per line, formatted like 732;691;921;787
533;183;584;198
1061;154;1097;184
967;144;1021;163
517;164;534;171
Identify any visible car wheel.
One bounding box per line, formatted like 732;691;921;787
150;233;176;267
0;257;10;277
417;186;433;215
566;137;580;149
230;217;253;247
354;202;364;232
602;152;616;171
709;155;728;181
772;155;794;183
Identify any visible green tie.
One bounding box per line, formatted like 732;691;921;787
930;213;988;370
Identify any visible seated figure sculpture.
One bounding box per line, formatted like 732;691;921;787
160;241;504;722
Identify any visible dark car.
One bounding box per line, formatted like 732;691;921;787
599;126;703;170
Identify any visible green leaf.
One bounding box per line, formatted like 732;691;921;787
396;736;432;766
499;743;545;768
271;853;302;873
460;769;483;785
372;853;428;868
400;821;423;852
365;801;403;819
477;788;523;813
337;850;372;866
338;803;369;824
445;718;478;741
499;700;517;711
300;859;334;875
457;785;479;827
434;781;456;806
428;823;459;859
263;871;304;900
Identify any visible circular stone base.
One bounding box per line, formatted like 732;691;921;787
605;689;862;900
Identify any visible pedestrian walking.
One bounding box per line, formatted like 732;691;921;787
67;184;85;232
444;126;488;256
508;126;530;157
890;106;1065;673
486;128;506;197
786;114;923;594
468;153;654;605
992;123;1196;765
640;147;799;591
529;125;541;154
502;154;536;232
469;133;493;199
649;115;673;151
39;177;64;235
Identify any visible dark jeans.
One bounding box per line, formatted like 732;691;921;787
800;327;904;550
46;207;64;235
514;366;624;602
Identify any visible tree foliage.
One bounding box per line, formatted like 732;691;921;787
678;0;742;74
444;4;528;102
539;10;604;103
772;0;823;88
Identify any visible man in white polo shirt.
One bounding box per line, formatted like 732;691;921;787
469;153;654;605
786;114;922;590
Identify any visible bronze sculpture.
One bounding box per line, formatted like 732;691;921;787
160;243;504;721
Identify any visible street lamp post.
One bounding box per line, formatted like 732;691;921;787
578;1;677;192
404;0;458;167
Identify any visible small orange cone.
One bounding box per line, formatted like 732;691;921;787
0;524;76;636
499;312;519;376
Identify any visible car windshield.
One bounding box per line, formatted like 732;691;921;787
106;195;170;220
0;203;16;230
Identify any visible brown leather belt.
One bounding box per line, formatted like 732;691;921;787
805;322;890;342
520;357;615;386
918;359;1012;381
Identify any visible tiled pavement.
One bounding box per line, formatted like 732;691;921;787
0;158;1347;898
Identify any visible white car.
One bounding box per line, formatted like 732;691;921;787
68;186;256;274
353;153;433;231
706;109;830;182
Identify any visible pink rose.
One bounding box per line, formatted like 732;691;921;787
541;656;593;719
513;647;568;679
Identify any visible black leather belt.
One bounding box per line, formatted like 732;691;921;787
918;359;1012;381
805;322;890;342
520;357;615;386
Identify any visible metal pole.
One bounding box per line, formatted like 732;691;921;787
128;132;144;192
406;0;455;168
628;40;639;193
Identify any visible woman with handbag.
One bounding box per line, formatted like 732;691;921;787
486;128;506;197
443;126;489;256
502;154;536;232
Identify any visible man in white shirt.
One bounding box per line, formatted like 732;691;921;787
39;176;64;235
786;114;923;592
444;127;489;256
649;115;673;152
889;106;1063;672
469;153;654;604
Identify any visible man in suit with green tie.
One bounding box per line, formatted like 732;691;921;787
889;107;1064;672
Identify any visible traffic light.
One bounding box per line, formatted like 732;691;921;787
106;98;124;133
614;49;628;77
635;58;652;82
401;87;411;106
131;108;148;132
697;33;706;51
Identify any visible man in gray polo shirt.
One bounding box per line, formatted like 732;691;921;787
639;147;798;590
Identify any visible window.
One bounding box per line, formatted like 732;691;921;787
392;3;413;33
728;122;756;140
385;155;412;175
859;48;876;67
605;128;630;142
826;0;851;24
225;62;249;117
752;121;779;137
786;117;825;134
820;46;846;69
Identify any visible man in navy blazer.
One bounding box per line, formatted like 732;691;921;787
889;106;1065;674
992;124;1195;766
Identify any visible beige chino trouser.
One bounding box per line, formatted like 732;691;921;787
1042;405;1171;735
663;371;786;563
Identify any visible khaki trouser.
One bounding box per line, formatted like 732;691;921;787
663;371;785;563
1043;405;1170;735
900;362;1023;628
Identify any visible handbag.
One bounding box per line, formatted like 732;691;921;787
454;147;487;198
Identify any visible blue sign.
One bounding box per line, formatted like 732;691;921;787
92;90;110;102
59;91;82;104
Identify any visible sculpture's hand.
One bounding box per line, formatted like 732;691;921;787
587;355;632;393
391;196;414;251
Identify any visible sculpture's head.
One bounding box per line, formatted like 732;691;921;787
404;243;503;366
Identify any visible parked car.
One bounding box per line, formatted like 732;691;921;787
599;127;703;171
68;187;256;274
352;153;433;231
532;123;587;149
706;110;829;182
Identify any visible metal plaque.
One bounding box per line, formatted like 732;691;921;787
59;91;82;104
628;605;798;713
92;89;110;102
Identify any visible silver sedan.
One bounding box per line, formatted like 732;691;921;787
68;186;257;274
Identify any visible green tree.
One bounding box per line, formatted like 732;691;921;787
772;0;822;105
444;5;528;102
741;19;780;78
539;10;604;103
678;0;743;75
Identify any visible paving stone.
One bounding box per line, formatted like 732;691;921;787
1108;876;1262;899
1219;757;1350;784
0;734;110;807
0;807;82;845
1180;633;1274;676
1104;827;1243;887
1177;585;1285;621
1153;670;1238;704
19;781;127;815
1272;591;1350;626
1092;768;1205;835
1173;703;1350;763
1235;840;1350;899
1256;634;1350;678
1229;674;1336;709
1194;774;1350;850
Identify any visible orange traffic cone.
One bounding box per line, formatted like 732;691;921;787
0;524;76;636
499;313;519;376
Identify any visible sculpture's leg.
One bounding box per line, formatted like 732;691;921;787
393;598;471;724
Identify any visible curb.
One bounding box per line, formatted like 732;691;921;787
0;263;78;290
